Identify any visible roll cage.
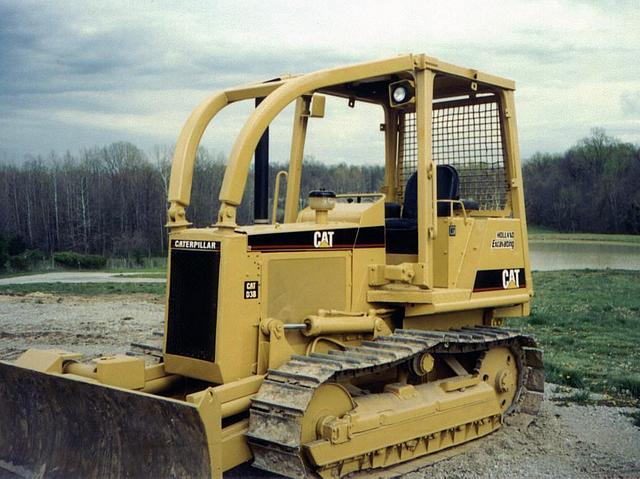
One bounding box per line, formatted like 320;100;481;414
166;53;526;284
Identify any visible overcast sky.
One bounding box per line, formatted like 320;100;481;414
1;0;638;165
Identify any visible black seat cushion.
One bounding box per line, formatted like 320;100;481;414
385;202;401;218
385;165;463;255
385;217;416;229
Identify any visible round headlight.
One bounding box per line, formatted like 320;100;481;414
392;86;408;103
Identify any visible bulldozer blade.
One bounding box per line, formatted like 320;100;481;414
0;361;214;478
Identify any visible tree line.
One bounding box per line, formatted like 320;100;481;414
0;142;385;264
0;130;637;268
523;130;640;234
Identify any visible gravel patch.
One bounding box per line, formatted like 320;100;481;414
0;293;163;359
404;385;640;478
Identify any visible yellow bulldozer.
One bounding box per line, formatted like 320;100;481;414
0;53;543;478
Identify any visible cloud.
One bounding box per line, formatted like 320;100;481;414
621;91;640;116
0;0;638;163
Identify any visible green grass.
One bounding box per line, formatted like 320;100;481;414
528;230;640;246
0;282;165;296
104;266;166;274
105;257;166;271
513;270;640;399
0;257;167;278
554;389;592;406
528;225;561;235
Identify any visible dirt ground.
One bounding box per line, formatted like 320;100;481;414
0;292;164;360
1;293;639;478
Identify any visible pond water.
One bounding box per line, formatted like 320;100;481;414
529;241;640;271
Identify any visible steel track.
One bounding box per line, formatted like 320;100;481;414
247;326;544;478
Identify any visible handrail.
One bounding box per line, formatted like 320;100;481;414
436;199;469;221
335;193;385;199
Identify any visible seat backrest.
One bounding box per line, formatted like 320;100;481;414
437;165;459;202
402;173;418;219
402;165;460;219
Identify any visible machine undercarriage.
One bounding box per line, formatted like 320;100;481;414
249;327;542;478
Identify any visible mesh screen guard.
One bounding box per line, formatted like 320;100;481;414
397;95;508;211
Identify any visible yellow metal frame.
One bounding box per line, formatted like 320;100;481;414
166;53;515;230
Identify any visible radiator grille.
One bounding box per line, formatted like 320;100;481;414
166;248;220;362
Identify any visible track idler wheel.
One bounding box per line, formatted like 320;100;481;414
477;346;522;413
301;383;355;446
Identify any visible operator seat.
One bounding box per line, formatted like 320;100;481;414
385;165;478;254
